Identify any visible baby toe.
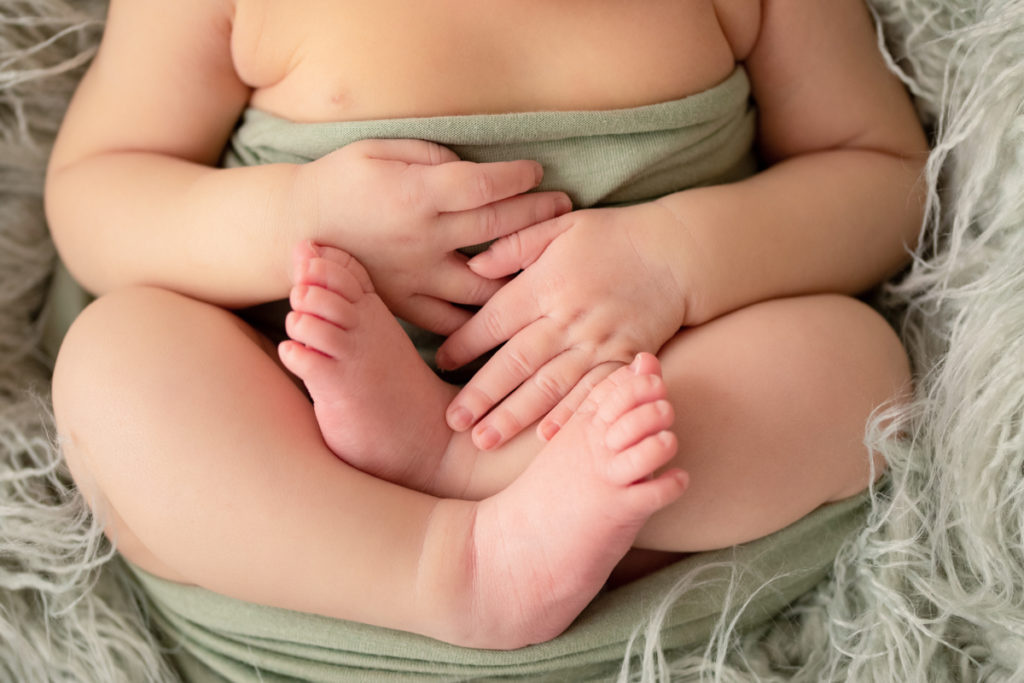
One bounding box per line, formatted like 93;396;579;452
604;400;674;451
313;246;375;294
594;373;669;426
621;466;688;517
285;311;351;359
278;339;335;380
605;430;678;486
290;284;358;329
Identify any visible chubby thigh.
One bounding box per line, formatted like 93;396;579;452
634;293;907;552
51;286;907;626
50;286;456;636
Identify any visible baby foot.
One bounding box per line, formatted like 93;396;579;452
463;354;688;648
278;243;459;490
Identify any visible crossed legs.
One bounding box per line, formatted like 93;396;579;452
51;249;908;648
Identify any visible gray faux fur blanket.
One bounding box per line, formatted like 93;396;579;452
2;1;1023;680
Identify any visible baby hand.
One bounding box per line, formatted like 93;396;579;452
299;138;571;334
437;202;690;449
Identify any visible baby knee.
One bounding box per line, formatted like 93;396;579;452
815;294;911;396
792;295;907;497
54;287;172;401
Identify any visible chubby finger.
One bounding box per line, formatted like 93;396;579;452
354;138;461;166
435;277;539;371
417;159;544;213
537;362;621;441
391;294;473;337
440;191;572;252
444;318;563;435
468;351;596;450
467;212;576;279
421;255;508;306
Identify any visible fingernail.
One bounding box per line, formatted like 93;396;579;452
475;425;501;450
538;421;560;441
466;253;488;272
630;354;642;372
532;162;544;185
449;406;473;431
555;194;572;214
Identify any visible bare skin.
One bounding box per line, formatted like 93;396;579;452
46;0;928;649
279;242;468;495
280;241;684;502
57;279;686;649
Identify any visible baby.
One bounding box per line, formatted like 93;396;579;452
45;0;927;650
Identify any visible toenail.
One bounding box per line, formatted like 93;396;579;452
449;406;473;431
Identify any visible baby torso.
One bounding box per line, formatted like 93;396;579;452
224;0;762;376
230;0;759;123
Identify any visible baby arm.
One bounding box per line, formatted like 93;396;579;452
45;0;567;327
655;0;929;325
437;0;928;448
45;0;281;307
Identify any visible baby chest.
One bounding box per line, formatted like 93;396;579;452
229;0;749;123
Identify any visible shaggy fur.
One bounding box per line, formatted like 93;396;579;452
2;1;1022;680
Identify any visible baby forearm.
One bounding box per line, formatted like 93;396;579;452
46;151;311;307
658;148;926;325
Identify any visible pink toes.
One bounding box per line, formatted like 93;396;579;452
622;466;689;514
283;242;376;366
278;339;335;378
604;399;674;451
605;430;678;486
575;353;685;510
578;353;664;416
284;311;352;359
289;285;359;330
291;242;374;297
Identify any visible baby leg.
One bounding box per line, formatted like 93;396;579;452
461;354;689;645
52;286;684;649
632;293;909;552
278;242;472;494
52;286;443;623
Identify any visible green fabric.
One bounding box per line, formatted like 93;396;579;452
42;67;755;363
127;65;867;682
129;492;870;683
227;66;756;376
51;66;868;681
225;66;757;209
41;259;92;362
